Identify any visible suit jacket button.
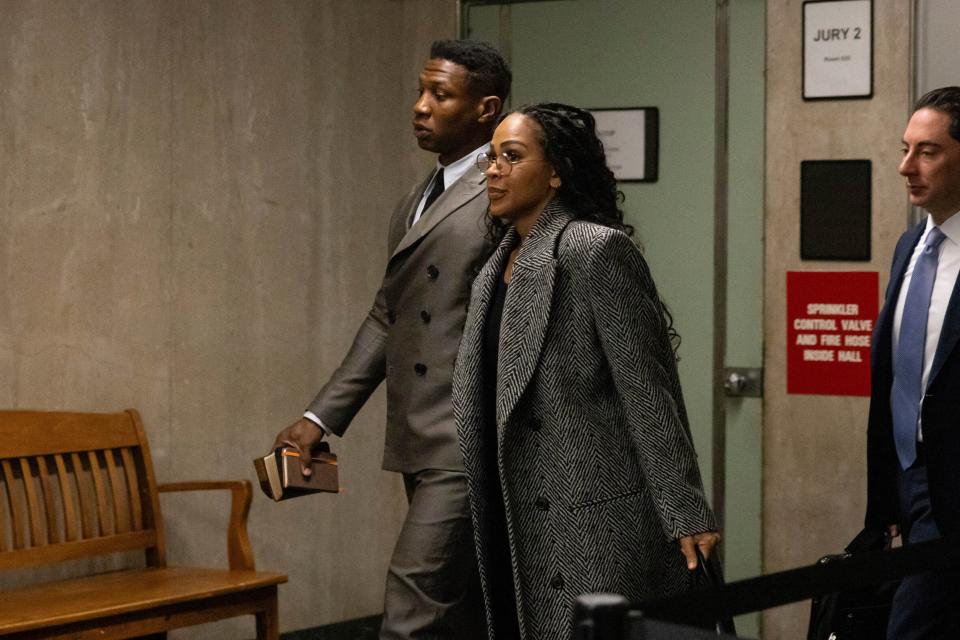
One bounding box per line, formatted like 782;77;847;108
550;573;564;590
387;310;396;324
414;363;427;376
530;418;541;432
535;497;550;511
420;310;431;323
426;264;440;280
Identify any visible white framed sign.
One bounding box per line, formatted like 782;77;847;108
803;0;873;100
589;107;659;182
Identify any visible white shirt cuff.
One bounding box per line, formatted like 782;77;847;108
303;411;332;436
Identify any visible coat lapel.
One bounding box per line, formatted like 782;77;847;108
465;228;516;378
457;227;515;442
496;202;574;427
390;169;486;260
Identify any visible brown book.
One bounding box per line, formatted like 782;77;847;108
253;444;339;501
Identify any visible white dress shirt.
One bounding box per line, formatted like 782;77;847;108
410;142;489;226
304;142;490;434
892;211;960;441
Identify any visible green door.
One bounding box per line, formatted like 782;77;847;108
464;1;764;635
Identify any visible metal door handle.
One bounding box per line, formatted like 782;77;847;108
722;367;763;397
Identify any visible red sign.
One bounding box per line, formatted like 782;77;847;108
787;271;879;396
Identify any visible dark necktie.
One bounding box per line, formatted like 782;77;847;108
892;226;946;469
422;168;445;213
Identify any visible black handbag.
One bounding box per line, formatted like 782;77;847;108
807;528;900;640
678;547;737;636
699;547;737;636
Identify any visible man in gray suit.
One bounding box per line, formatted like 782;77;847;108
272;40;510;639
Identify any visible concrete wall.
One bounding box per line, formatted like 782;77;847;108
763;1;912;636
915;0;960;95
0;0;456;636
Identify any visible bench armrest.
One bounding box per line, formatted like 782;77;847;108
158;480;255;570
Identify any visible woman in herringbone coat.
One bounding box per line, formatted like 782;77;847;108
452;103;719;640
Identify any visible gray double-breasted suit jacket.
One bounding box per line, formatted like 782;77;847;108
308;167;490;473
453;202;717;639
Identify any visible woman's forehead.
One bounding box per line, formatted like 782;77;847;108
493;113;541;145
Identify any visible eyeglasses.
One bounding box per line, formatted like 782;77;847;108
476;151;522;176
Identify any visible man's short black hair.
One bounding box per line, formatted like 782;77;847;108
915;86;960;143
430;39;511;104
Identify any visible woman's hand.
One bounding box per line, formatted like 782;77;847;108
678;531;721;570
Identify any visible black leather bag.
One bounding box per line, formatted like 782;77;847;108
680;548;737;636
807;528;900;640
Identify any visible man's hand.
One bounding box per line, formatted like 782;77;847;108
679;531;721;571
271;418;326;477
888;524;900;540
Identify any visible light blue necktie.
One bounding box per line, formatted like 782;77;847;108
892;226;946;469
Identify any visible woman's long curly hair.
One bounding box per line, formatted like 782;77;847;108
478;102;681;353
519;102;632;235
481;102;630;247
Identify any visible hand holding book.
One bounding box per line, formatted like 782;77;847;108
254;444;340;501
271;416;327;476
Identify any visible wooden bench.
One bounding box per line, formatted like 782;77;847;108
0;409;287;639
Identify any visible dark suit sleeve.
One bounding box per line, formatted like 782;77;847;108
586;230;717;539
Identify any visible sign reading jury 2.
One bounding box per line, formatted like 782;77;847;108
803;0;872;100
787;271;878;396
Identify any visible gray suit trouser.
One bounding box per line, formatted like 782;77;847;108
380;469;486;640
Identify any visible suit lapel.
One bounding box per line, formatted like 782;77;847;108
888;223;925;302
496;202;574;427
390;169;486;260
929;257;960;386
387;177;429;253
877;220;960;389
875;223;925;354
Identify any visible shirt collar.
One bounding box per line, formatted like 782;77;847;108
929;210;960;247
435;142;489;190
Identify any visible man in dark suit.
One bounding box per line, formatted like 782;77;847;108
866;86;960;639
271;41;510;639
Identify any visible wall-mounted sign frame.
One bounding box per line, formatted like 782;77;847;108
802;0;873;100
589;107;659;182
786;270;878;396
801;159;872;261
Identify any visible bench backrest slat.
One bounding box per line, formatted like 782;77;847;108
53;454;79;542
21;457;44;547
0;410;165;569
104;449;130;534
88;450;112;536
0;469;6;552
2;459;26;549
120;447;143;531
36;456;59;544
71;451;97;539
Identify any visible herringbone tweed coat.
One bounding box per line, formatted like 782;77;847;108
452;201;717;640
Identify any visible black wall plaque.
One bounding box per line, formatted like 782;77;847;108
800;159;871;260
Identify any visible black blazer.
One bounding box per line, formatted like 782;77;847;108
866;221;960;535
